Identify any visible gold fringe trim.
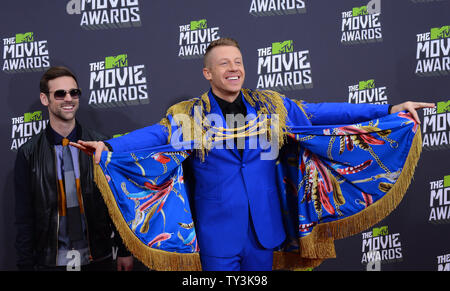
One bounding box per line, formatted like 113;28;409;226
298;127;423;260
159;89;291;161
158;95;208;146
273;251;323;271
291;99;310;120
242;88;290;149
93;162;202;271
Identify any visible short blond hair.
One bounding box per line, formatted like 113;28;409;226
203;38;240;67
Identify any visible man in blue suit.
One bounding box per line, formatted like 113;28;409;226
74;38;434;271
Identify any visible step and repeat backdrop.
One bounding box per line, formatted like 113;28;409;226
1;0;449;271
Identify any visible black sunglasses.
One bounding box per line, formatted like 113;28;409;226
46;88;82;100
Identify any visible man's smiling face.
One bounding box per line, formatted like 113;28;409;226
203;45;245;101
40;76;80;123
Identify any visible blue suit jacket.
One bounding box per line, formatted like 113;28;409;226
107;89;389;257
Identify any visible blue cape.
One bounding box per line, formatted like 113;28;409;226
94;111;421;270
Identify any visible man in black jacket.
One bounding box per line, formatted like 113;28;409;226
14;66;133;271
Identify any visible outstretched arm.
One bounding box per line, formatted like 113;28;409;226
285;97;435;126
71;122;171;164
390;101;435;124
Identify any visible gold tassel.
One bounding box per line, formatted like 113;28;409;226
241;89;291;150
159;89;293;162
93;161;202;271
297;127;423;263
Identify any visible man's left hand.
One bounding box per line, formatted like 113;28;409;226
390;101;435;124
116;256;134;271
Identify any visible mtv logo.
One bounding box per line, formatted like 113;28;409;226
359;79;375;90
444;175;450;188
430;26;450;40
436;100;450;114
190;19;207;30
24;111;42;122
272;40;294;55
113;132;129;138
372;226;388;237
105;54;128;69
352;6;368;17
15;32;34;43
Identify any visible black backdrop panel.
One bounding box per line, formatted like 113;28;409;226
1;0;449;271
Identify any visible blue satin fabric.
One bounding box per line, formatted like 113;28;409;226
98;111;418;258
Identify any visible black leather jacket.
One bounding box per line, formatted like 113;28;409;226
14;122;128;270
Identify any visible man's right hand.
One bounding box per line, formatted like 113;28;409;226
70;140;109;164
